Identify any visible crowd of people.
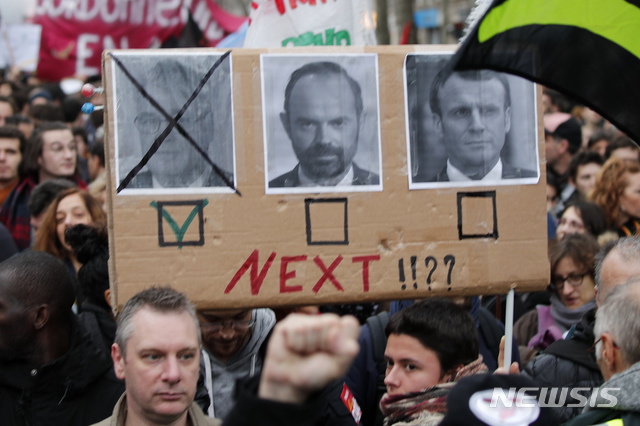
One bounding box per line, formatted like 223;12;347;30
1;63;640;426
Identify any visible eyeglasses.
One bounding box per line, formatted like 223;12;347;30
551;272;586;291
134;110;209;134
200;319;254;334
589;336;619;354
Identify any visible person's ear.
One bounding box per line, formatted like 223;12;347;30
280;112;292;140
558;138;570;154
33;304;50;330
104;289;112;308
600;333;617;370
504;106;511;133
433;114;443;138
112;343;126;380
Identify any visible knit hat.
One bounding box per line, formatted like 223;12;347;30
439;374;560;426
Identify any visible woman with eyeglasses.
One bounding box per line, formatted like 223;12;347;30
514;233;600;365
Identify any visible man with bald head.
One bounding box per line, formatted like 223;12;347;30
270;61;379;188
0;251;124;425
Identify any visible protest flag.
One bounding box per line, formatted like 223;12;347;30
449;0;640;143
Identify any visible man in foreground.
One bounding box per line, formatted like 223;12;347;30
0;251;124;425
95;287;359;425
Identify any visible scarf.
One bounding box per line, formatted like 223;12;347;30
549;293;597;332
380;356;488;426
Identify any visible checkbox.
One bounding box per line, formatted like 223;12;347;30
153;200;207;248
457;192;498;240
305;198;349;245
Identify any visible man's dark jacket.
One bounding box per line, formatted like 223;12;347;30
269;163;379;188
0;316;124;425
523;308;603;423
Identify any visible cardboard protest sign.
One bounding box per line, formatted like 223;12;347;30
103;45;549;310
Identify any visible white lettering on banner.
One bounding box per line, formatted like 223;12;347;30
191;0;223;42
77;33;130;76
77;33;100;76
36;0;66;18
100;0;124;24
155;0;182;27
192;1;211;36
130;0;146;25
35;0;182;27
205;20;223;41
73;0;101;21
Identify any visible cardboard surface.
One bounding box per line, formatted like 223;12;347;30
103;45;550;310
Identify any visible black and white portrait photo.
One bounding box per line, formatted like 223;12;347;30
261;54;382;194
111;51;235;194
404;52;540;189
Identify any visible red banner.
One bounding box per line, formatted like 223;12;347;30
33;0;247;81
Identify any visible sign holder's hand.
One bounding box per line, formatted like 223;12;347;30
495;335;521;375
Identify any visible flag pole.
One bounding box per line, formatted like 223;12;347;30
503;287;515;369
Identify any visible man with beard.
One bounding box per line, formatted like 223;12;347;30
0;251;124;425
126;58;233;190
269;61;379;188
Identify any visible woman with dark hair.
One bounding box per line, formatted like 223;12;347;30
556;200;608;240
380;298;487;425
591;157;640;236
33;187;105;273
515;233;599;364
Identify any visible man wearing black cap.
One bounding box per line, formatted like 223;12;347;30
544;112;583;212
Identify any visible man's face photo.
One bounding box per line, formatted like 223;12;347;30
281;73;361;181
434;73;511;174
134;62;213;188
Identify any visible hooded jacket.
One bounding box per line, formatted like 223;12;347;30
523;308;604;423
563;360;640;425
0;316;124;425
201;308;276;419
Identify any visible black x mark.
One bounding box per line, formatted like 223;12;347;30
110;51;240;196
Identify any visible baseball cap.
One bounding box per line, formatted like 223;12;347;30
544;112;582;152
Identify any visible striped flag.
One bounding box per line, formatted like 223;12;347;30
450;0;640;143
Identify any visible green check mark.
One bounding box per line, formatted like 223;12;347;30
150;199;209;249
